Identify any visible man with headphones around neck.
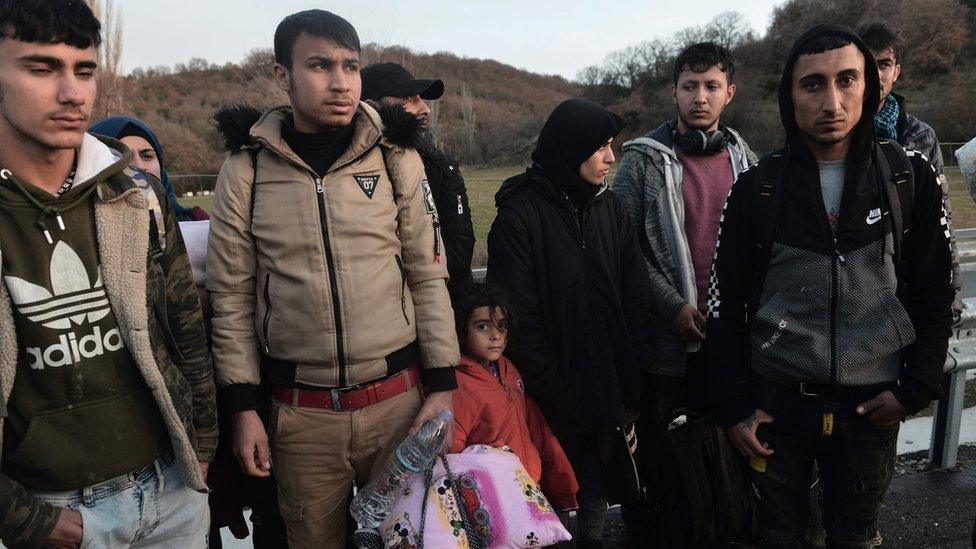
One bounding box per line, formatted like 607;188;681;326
614;41;756;533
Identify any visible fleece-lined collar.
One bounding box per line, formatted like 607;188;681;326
77;133;129;187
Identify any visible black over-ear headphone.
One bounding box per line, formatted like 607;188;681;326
672;122;729;155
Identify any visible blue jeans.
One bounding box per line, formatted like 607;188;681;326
31;454;209;548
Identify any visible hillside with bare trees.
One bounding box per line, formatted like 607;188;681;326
89;0;976;175
579;0;976;155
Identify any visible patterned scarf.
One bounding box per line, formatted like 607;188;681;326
874;94;899;140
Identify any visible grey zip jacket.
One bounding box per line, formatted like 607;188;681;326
614;122;756;376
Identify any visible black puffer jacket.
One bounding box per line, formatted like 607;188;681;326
487;169;654;434
420;144;475;294
707;25;953;427
376;104;475;297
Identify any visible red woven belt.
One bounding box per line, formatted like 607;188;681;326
272;366;420;412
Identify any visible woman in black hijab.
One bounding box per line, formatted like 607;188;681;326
487;99;654;547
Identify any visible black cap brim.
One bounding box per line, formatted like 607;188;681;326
388;78;444;100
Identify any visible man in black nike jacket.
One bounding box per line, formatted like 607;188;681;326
707;25;952;547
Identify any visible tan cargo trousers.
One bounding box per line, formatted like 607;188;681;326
269;386;422;548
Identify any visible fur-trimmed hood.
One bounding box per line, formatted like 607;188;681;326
213;104;263;153
372;101;427;151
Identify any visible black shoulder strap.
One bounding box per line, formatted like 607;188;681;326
247;145;261;217
876;139;914;272
747;150;787;321
147;214;163;260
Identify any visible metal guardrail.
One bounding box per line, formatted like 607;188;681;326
931;230;976;468
955;228;976;273
931;297;976;469
941;142;967;168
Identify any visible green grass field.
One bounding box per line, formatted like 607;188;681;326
181;166;975;268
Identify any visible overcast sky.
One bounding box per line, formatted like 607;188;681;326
119;0;784;80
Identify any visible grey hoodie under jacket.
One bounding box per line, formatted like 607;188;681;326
613;122;756;376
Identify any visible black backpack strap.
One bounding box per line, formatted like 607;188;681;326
747;149;788;323
876;139;914;275
144;183;185;360
247;145;261;217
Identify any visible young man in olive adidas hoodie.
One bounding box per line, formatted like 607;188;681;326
208;10;458;547
0;2;216;548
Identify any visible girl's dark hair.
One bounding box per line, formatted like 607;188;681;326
0;0;101;49
454;282;517;349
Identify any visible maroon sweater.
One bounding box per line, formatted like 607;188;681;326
676;147;735;312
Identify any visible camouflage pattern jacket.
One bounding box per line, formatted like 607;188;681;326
0;134;217;548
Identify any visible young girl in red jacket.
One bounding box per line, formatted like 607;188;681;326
452;283;579;511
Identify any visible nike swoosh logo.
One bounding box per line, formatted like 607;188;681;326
866;208;883;225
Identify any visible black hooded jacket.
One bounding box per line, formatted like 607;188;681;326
706;25;953;427
487;100;654;434
375;103;475;297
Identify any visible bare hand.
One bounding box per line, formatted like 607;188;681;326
232;410;271;477
42;508;83;549
729;409;775;458
671;304;706;343
856;390;907;427
198;461;210;482
411;390;453;451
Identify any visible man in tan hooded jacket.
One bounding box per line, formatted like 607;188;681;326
207;10;458;547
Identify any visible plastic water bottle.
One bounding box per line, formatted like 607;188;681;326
350;409;453;529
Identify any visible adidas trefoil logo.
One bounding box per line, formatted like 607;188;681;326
4;241;111;329
3;242;121;370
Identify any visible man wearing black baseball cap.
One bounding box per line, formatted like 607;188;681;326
362;62;445;105
363;62;475;298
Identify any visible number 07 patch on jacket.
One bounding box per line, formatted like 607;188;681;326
353;174;380;199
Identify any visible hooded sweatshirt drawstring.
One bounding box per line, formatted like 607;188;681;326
0;168;100;244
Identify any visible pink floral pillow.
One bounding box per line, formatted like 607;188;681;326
380;445;572;548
